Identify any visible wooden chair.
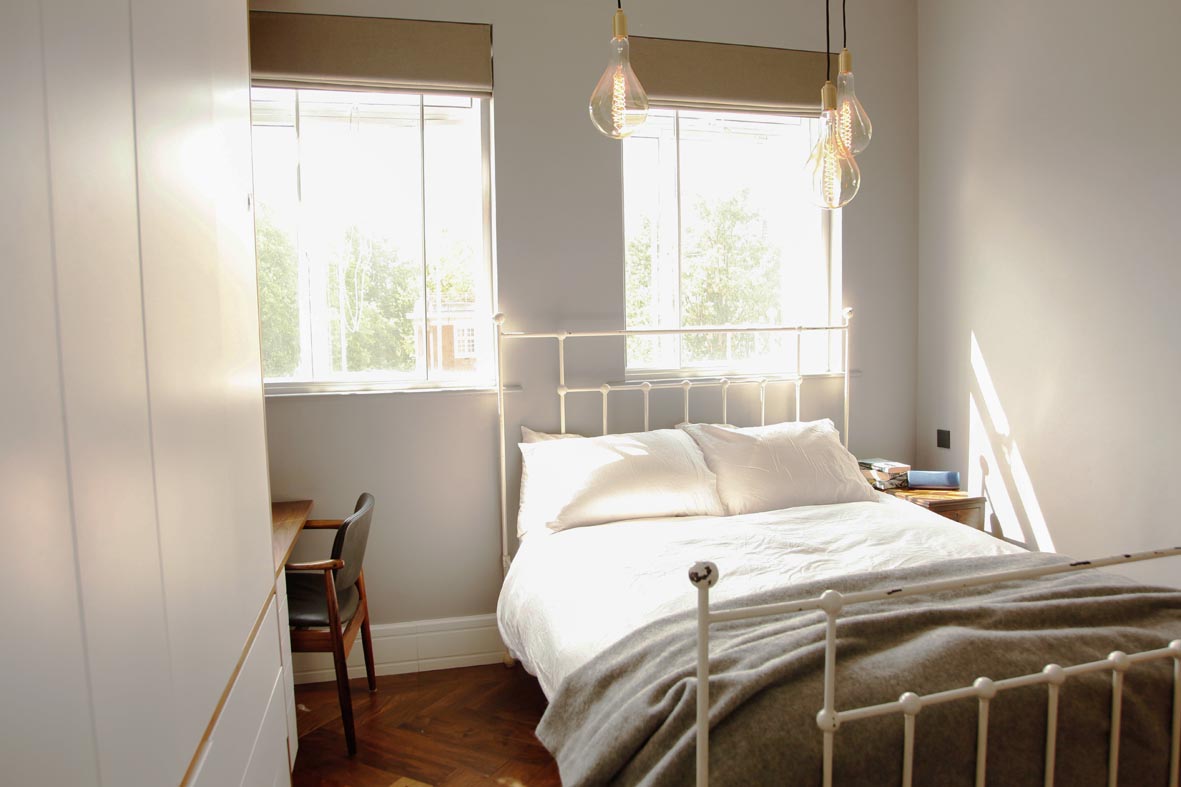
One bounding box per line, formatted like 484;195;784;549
285;493;376;755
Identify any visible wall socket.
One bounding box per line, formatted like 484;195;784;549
936;429;951;449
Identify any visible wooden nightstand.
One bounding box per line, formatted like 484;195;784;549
884;489;986;531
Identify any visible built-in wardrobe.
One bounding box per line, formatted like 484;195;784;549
2;1;292;784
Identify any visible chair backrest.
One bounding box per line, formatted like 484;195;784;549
330;493;374;593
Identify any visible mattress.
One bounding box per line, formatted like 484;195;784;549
497;492;1025;698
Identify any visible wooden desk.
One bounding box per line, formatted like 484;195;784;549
271;500;313;578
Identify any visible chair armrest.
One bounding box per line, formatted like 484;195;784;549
286;559;344;572
304;519;345;529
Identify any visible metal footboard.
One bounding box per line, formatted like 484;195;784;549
688;547;1181;787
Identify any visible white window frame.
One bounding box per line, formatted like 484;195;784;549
622;106;843;379
255;88;496;397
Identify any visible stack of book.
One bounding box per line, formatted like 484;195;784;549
859;458;910;490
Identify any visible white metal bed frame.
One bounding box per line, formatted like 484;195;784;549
493;310;855;576
492;312;1181;786
688;550;1181;787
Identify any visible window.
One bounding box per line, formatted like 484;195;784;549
623;108;840;373
251;87;493;392
452;325;477;359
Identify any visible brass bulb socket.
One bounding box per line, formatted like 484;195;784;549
821;81;837;111
839;48;852;74
613;9;628;38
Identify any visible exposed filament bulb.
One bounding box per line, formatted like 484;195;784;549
835;48;872;155
588;9;648;139
804;82;860;209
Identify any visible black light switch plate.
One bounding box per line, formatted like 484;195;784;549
937;429;951;449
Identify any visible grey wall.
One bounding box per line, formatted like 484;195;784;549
915;0;1181;583
259;0;921;623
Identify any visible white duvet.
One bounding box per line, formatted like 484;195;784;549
497;493;1025;699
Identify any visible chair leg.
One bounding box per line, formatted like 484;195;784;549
323;571;356;756
357;572;377;693
360;613;377;693
331;627;356;756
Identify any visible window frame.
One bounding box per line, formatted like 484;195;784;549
254;86;497;397
621;105;843;380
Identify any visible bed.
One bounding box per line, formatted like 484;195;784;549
491;314;1181;786
499;494;1025;700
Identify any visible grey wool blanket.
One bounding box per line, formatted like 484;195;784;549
537;553;1181;786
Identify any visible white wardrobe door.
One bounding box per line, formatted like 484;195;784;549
0;4;101;784
3;0;278;783
39;0;178;782
129;0;277;759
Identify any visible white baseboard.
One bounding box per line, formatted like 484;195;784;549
292;613;504;685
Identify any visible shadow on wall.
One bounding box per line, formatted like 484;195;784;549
966;331;1055;552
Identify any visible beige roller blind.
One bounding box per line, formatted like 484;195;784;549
629;36;837;114
249;12;492;95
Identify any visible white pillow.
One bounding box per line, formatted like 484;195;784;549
516;427;583;539
678;419;876;516
520;426;582;443
516;428;724;536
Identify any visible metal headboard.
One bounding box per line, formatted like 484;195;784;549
493;308;854;575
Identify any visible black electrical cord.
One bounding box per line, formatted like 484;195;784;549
618;0;622;9
825;0;831;82
843;0;848;49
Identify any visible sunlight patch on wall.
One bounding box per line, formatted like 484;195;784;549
968;395;1018;540
968;332;1055;551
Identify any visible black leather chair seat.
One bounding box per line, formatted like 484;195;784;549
286;572;360;628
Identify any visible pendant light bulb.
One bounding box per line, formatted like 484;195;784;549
805;82;860;209
835;48;872;155
589;9;649;139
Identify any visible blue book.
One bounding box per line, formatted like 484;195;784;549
907;470;960;490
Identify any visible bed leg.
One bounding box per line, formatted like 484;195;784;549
502;650;517;668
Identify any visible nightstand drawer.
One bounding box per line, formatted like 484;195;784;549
884;488;986;532
938;505;985;530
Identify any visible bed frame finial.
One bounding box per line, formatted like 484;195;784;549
689;561;719;588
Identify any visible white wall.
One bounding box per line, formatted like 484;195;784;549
259;0;920;624
916;0;1181;583
1;0;280;783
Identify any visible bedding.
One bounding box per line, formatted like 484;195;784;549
678;419;877;515
498;493;1023;698
538;551;1181;786
515;428;724;537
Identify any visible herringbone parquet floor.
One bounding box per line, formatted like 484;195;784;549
291;664;561;787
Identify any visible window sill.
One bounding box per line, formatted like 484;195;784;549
622;367;858;382
264;381;516;399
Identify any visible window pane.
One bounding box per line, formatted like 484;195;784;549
251;88;494;389
424;98;490;380
622;111;678;368
252;90;303;380
623;108;831;373
297;91;424;380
